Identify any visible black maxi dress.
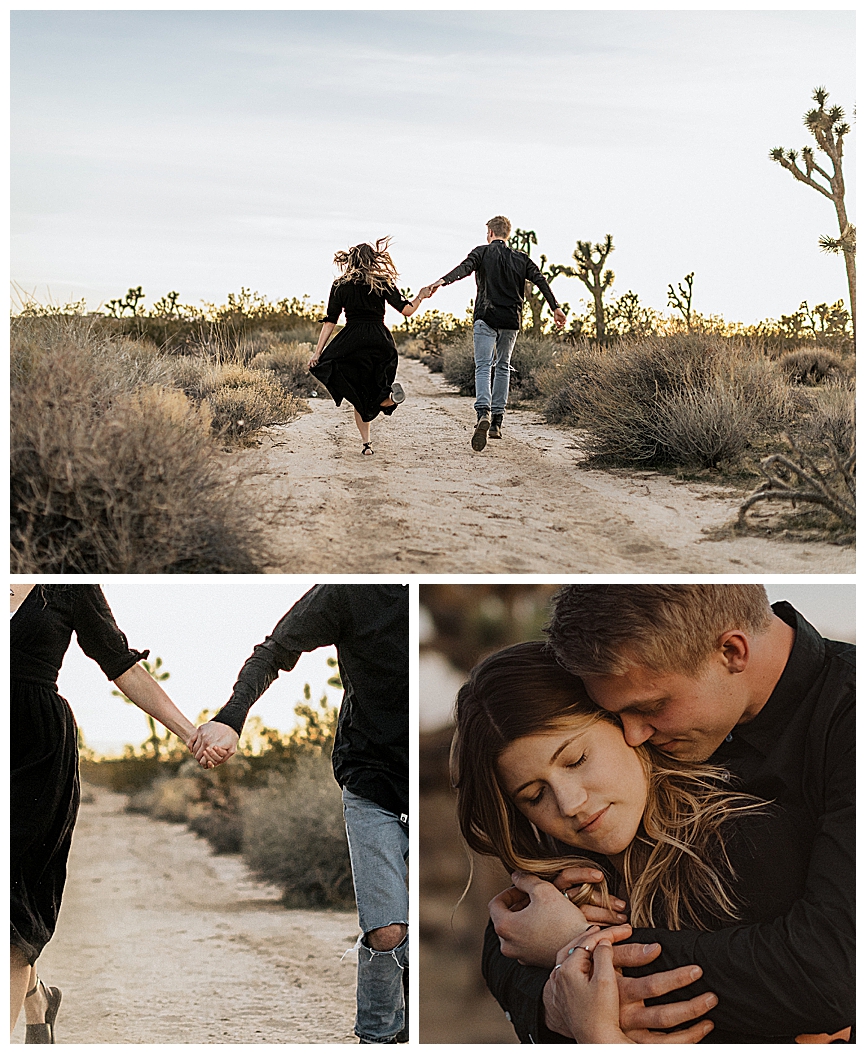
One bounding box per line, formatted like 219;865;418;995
310;280;410;422
11;585;148;964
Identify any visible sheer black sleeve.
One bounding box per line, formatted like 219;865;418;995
72;586;149;681
384;284;411;313
323;282;345;324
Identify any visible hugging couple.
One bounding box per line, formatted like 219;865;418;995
452;584;853;1044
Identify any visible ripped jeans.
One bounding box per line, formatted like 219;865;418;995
342;787;409;1043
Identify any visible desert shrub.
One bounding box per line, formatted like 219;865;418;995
206;376;303;439
794;381;855;454
249;340;328;397
779;347;847;385
170;354;307;438
538;332;792;469
242;753;354;908
11;315;264;572
536;340;605;425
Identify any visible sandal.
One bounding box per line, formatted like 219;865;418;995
24;979;62;1044
362;443;374;456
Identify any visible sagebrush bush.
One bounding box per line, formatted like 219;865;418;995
779;347;847;385
249;340;329;397
537;332;792;468
794;381;855;454
242;754;354;908
11;316;264;572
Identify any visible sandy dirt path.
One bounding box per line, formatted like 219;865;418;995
12;785;359;1045
233;356;853;573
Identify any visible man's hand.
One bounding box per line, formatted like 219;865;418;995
188;721;239;768
543;941;717;1043
552;865;629;927
489;871;631;968
553;307;567;329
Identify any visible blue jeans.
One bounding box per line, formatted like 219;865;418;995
342;787;409;1043
473;319;519;415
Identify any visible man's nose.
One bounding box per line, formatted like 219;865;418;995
620;713;655;747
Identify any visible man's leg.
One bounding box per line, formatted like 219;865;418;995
342;788;409;1044
472;320;497;450
490;328;519;431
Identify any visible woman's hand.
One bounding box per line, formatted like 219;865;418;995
489;871;633;968
308;354;320;368
548;939;633;1043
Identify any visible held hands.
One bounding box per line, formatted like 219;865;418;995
188;720;239;770
547;939;631;1043
417;284;439;300
489;870;632;968
542;938;718;1043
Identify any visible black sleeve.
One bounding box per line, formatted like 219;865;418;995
73;586;149;681
482;920;573;1044
439;246;483;285
627;706;855;1037
524;258;559;312
323;282;344;324
384;284;411;313
212;585;345;735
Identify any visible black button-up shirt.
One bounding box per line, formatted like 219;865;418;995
213;584;409;819
482;602;855;1042
439;239;559;330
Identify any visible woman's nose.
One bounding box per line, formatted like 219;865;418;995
553;779;588;818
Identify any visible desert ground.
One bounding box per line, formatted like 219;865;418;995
12;786;359;1044
233;355;853;574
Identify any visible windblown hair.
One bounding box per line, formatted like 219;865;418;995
547;584;774;677
333;237;400;295
452;641;766;931
487;215;512;239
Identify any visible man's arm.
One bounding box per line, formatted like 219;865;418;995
211;585;345;736
523;258;567;328
436;246;483;287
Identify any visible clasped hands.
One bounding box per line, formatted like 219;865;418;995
186;720;239;770
489;868;717;1043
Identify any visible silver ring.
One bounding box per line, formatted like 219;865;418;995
553;963;563;971
563;889;571;899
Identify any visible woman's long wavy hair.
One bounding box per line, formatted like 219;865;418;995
451;641;767;931
334;237;399;294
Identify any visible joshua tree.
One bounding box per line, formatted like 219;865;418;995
105;286;146;318
573;235;615;342
770;86;855;334
667;272;695;330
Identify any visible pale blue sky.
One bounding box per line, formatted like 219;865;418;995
55;583;343;756
12;10;855;324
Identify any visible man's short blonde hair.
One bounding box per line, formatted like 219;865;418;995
487;215;512;239
548;585;774;677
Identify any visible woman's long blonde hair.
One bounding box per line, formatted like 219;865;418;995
334;237;399;294
451;641;766;931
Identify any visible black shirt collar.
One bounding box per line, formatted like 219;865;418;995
726;601;826;756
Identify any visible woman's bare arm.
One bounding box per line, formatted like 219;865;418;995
113;663;196;745
309;321;336;366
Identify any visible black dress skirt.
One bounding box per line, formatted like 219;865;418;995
310;280;410;423
11;585;147;964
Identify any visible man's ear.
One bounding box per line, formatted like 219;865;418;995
719;630;749;673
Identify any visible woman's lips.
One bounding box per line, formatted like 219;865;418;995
577;805;610;833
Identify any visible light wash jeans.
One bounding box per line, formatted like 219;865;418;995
342;787;409;1043
473;319;519;416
